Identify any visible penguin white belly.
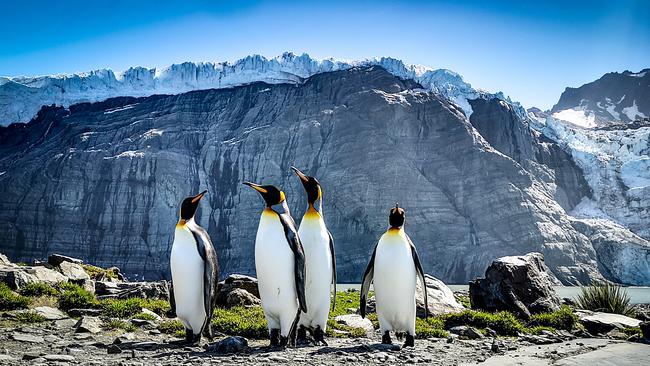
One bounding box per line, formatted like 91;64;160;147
373;230;416;334
170;226;207;334
255;210;299;336
297;214;332;329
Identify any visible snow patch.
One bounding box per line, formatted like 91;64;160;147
104;104;138;114
622;100;647;121
142;129;164;139
104;150;145;159
552;108;597;128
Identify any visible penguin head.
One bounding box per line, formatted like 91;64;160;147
179;190;207;222
389;203;405;228
243;182;286;207
291;166;321;204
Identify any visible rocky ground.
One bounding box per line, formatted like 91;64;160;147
1;321;649;365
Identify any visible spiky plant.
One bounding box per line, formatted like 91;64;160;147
575;282;637;316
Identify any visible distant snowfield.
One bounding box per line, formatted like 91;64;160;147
552;107;597;128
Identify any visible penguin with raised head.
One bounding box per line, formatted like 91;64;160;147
360;204;428;347
169;190;219;345
290;166;336;346
244;181;307;348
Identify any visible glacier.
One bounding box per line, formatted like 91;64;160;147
0;52;491;126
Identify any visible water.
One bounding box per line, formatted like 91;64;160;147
338;284;650;304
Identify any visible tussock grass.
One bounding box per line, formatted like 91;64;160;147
18;283;58;297
132;312;158;321
212;306;268;339
0;283;31;310
104;319;136;332
158;319;185;338
15;311;46;323
444;310;524;336
100;298;170;318
576;282;637;316
57;283;98;311
527;306;578;331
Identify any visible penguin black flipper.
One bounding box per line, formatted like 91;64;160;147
360;243;378;318
406;234;428;319
190;225;220;337
277;212;308;313
328;230;337;311
168;283;177;318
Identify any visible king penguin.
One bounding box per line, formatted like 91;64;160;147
360;204;429;347
169;190;219;345
291;166;336;346
244;181;307;348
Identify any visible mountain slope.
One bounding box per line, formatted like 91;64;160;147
550;69;649;127
2;66;648;284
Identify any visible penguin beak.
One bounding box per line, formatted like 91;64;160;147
243;182;268;194
291;166;309;183
191;190;207;203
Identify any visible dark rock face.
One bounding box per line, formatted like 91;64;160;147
551;69;650;124
469;98;592;210
0;66;634;284
469;253;561;318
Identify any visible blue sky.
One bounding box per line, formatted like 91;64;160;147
0;0;648;109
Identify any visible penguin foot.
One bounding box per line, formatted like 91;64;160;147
404;333;415;348
279;335;291;348
313;326;328;346
184;329;194;344
296;327;311;346
269;329;281;347
382;331;392;345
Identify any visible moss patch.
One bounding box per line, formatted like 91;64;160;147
444;310;524;336
100;298;170;318
0;283;31;310
104;319;136;332
57;283;98;311
159;319;185;338
132;312;158;321
18;283;58;298
527;306;578;331
15;311;46;323
81;264;120;281
212;306;268;339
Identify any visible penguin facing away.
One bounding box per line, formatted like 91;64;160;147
244;181;307;348
169;190;219;345
360;204;429;347
291;166;337;346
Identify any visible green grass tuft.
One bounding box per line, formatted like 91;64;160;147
416;317;449;339
100;298;170;318
622;327;642;337
57;283;98;311
0;283;31;310
15;311;46;323
576;282;637;316
103;319;136;332
443;310;524;336
528;306;578;331
132;312;158;321
81;264;120;281
212;306;268;339
18;283;58;297
158;319;185;337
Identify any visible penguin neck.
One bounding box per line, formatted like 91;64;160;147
267;200;290;216
387;226;404;235
305;198;323;219
176;217;196;228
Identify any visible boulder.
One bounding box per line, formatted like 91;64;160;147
217;274;260;306
416;274;465;317
640;321;650;343
95;280;169;299
225;288;261;307
0;253;14;267
0;266;67;290
207;336;249;353
75;316;103;333
578;311;642;335
48;254;83;267
58;261;90;282
449;326;484;340
469;253;561;318
335;314;375;336
33;306;68;320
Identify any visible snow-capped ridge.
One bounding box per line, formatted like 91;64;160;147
0;52;494;126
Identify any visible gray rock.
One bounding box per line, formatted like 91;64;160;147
0;67;643;285
216;275;260;306
640;321;650;343
33;306;67;320
11;333;44;343
22;352;42;360
139;308;162;321
48;254;83;267
449;326;484;340
416;274;465;317
0;253;13;266
107;344;122;354
95;280;168;299
334;314;374;335
469;253;561;318
67;308;102;317
578;311;641;335
225;288;261;308
207;336;248;353
0;355;16;361
0;265;67;290
58;261;90;281
43;354;75;362
75;316;103;334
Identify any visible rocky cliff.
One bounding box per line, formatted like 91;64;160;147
0;66;648;284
